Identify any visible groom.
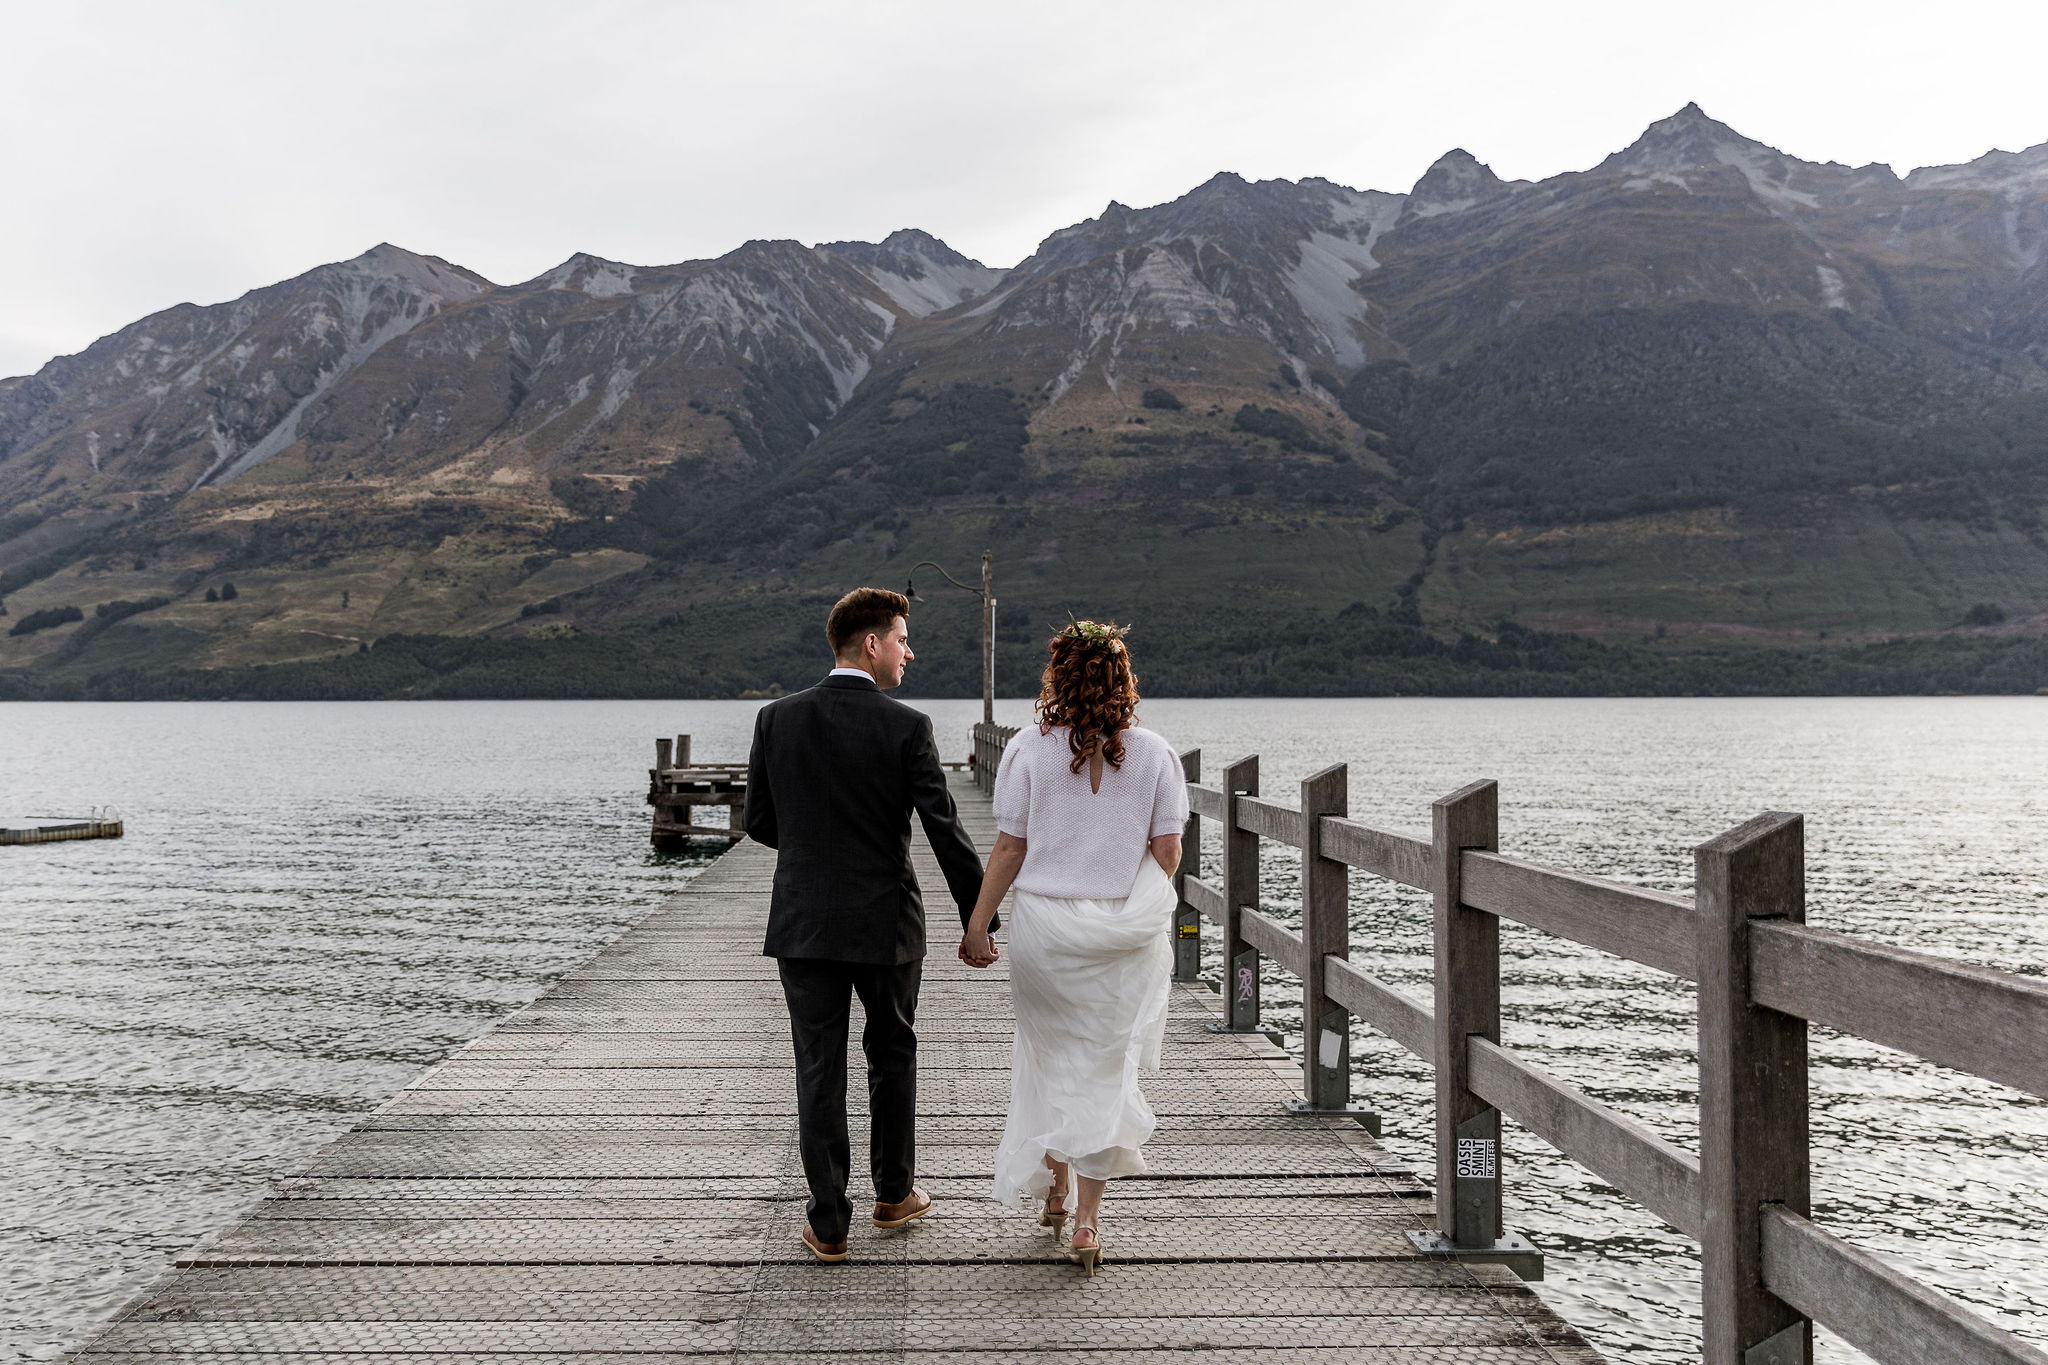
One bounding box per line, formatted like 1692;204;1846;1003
742;587;986;1262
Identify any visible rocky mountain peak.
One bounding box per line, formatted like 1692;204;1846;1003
1596;102;1786;176
1401;149;1506;221
342;243;495;298
1186;170;1252;199
876;228;978;266
531;252;640;297
818;230;1004;317
1904;139;2048;194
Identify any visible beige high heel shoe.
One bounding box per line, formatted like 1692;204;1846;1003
1038;1185;1069;1236
1069;1221;1102;1276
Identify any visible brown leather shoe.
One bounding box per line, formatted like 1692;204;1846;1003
871;1186;933;1229
801;1225;849;1262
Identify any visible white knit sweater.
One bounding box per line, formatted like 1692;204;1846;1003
992;725;1190;899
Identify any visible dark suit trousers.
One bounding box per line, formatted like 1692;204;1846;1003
776;956;922;1242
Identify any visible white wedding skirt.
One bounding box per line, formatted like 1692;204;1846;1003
991;855;1176;1206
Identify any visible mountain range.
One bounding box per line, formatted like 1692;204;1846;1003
4;103;2047;699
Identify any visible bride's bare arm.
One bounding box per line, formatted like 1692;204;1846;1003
1150;833;1182;874
961;832;1025;967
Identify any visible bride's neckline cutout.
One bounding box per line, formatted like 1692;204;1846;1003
1088;750;1104;795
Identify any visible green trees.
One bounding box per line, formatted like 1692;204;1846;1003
8;605;83;637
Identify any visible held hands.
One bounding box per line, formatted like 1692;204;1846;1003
960;833;1021;971
958;928;999;969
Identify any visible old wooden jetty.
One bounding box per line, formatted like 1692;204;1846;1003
648;734;974;849
66;723;2048;1365
646;734;748;847
1;811;123;845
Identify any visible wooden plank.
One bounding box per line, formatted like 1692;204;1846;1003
1188;783;1226;821
1465;1039;1700;1238
1240;909;1306;979
1319;817;1433;891
1760;1205;2048;1365
1460;852;1696;979
1235;794;1307;848
1695;811;1809;1364
1749;921;2048;1101
1324;959;1433;1064
1184;875;1225;922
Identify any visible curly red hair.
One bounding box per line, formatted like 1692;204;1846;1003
1034;622;1140;773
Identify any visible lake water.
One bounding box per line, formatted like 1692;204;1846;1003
3;697;2044;1363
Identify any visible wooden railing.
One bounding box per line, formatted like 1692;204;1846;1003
969;720;1018;796
970;726;2048;1365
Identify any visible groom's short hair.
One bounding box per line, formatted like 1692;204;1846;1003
828;587;909;658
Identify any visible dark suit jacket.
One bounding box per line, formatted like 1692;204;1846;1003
744;674;986;964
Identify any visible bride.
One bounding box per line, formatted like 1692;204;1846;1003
957;619;1188;1274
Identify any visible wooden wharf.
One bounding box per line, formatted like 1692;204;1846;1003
647;734;747;847
648;734;973;849
965;721;2048;1365
70;772;1603;1365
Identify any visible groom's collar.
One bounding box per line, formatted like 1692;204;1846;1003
820;668;877;689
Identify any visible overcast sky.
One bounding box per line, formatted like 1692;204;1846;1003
5;0;2045;379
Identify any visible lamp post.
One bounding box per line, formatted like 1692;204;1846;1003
906;550;994;725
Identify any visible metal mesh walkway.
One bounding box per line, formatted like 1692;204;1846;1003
71;776;1601;1363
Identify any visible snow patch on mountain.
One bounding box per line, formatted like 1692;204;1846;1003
1816;266;1848;309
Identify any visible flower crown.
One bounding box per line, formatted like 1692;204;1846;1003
1054;614;1130;648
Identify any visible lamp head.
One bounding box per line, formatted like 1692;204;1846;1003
904;580;925;603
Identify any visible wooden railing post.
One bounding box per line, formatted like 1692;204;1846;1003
1286;764;1377;1128
1433;779;1500;1246
655;737;673;771
1209;755;1263;1034
1173;749;1202;983
675;734;690;768
1698;812;1810;1365
1412;778;1538;1277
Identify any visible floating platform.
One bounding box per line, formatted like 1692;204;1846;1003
1;816;124;846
